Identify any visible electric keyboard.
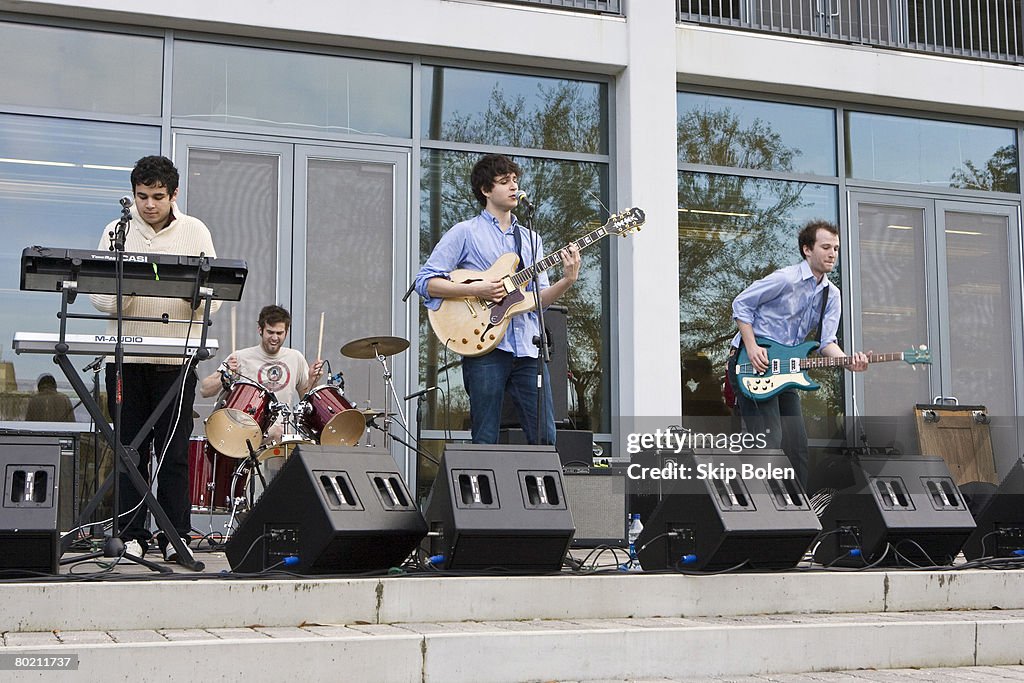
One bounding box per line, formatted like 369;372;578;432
13;332;219;357
21;246;248;301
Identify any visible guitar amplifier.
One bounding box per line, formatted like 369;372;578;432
562;466;627;547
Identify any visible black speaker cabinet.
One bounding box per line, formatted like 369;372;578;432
423;443;575;572
0;438;63;575
562;466;627;547
226;445;427;573
814;455;975;567
960;458;1024;559
636;450;821;571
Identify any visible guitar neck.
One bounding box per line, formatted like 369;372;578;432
800;352;904;369
509;225;609;289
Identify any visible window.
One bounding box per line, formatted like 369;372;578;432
846;111;1019;192
422;66;608;154
0;22;163;116
0;114;160;423
678;92;836;176
173;41;412;138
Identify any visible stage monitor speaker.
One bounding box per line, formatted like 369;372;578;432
423;443;575;572
0;438;62;575
500;305;569;426
636;450;821;571
562;466;627;547
500;428;594;468
225;445;426;574
813;455;975;567
960;458;1024;559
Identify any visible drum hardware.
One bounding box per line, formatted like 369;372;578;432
340;334;420;462
221;435;314;536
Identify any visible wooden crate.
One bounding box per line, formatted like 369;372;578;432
914;404;997;486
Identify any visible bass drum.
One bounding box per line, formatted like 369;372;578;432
243;437;316;507
188;437;241;511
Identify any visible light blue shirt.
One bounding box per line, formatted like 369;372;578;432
415;210;549;357
730;260;840;349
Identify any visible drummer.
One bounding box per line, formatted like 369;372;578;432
199;305;324;444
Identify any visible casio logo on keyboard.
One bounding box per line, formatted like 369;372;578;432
92;335;144;343
88;253;150;263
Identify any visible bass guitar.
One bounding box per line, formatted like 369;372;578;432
735;337;931;401
428;207;645;357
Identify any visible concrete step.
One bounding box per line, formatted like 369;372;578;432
3;568;1024;633
3;610;1024;682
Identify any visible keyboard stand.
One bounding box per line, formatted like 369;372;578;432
53;274;216;571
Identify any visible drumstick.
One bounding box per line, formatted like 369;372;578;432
231;305;237;356
317;312;325;362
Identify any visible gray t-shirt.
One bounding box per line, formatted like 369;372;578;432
233;345;309;407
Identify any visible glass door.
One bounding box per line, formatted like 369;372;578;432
174;135;294;418
850;192;1022;466
293;145;411;475
175;134;413;478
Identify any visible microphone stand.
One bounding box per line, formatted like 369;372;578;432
523;207;552;446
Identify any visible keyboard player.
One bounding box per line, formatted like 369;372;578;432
88;155;220;564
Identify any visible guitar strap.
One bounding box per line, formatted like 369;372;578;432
512;221;526;269
813;283;830;344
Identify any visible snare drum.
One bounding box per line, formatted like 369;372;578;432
205;379;274;458
188;437;242;511
297;385;364;446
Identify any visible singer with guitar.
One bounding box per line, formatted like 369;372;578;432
726;220;868;487
199;304;324;445
414;154;580;446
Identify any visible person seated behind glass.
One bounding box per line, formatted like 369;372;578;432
25;373;75;422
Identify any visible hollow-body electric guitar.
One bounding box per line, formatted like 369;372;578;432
735;337;931;401
428;207;645;357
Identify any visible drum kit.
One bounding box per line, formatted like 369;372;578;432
187;334;410;534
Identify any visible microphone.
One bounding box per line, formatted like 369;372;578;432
515;191;534;213
404;386;437;401
119;195;134;208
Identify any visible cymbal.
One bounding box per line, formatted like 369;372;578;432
340;335;410;359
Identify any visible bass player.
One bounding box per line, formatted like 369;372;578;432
725;219;868;487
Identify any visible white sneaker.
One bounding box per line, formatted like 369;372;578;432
164;537;193;563
123;539;146;558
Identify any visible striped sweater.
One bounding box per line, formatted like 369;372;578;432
89;203;222;365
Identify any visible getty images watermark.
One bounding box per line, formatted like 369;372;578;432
624;428;796;482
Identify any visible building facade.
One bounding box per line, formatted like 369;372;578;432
1;0;1020;485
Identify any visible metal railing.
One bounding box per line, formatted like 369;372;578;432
677;0;1024;64
490;0;624;15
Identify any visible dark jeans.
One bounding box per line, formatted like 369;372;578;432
106;363;196;542
462;349;556;446
727;349;809;487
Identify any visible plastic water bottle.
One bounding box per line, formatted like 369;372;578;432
627;513;644;569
